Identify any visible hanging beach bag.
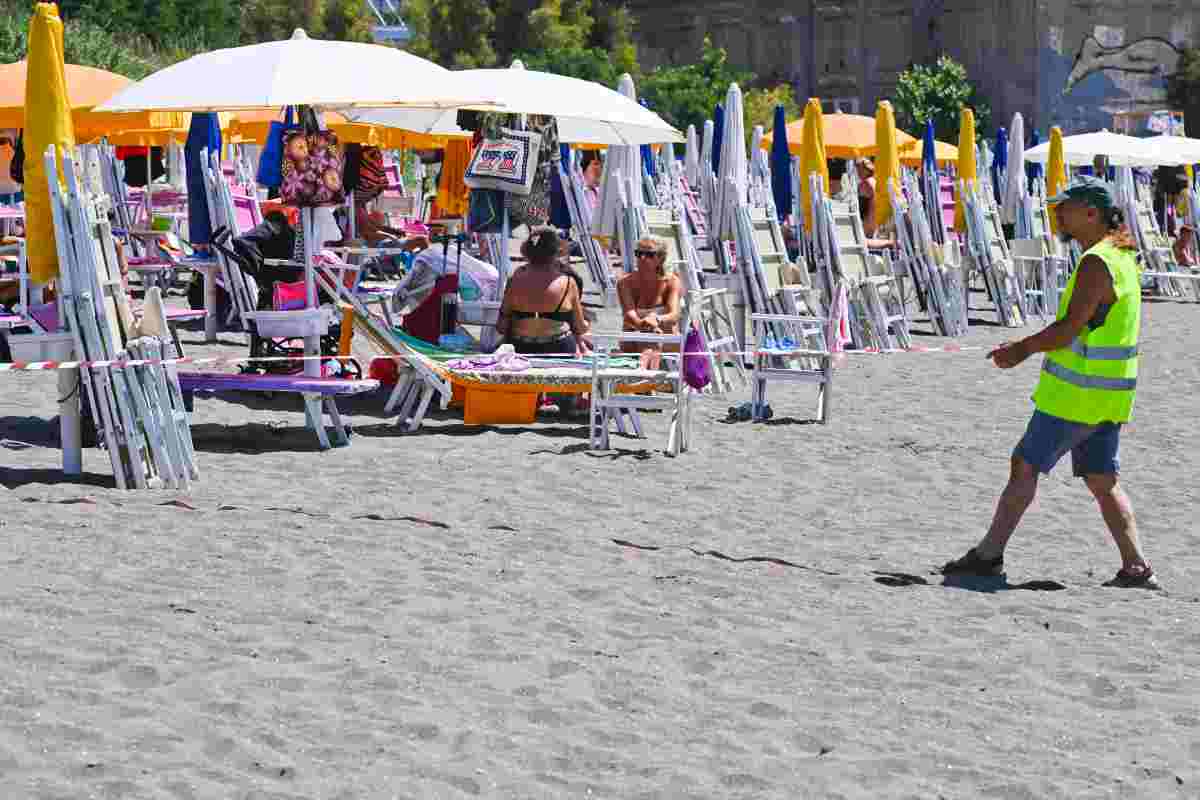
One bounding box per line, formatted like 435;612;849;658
505;161;552;228
280;107;345;208
463;127;541;195
682;324;712;390
354;146;388;202
256;106;295;189
467;188;505;234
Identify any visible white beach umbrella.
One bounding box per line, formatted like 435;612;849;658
345;69;682;146
96;29;495;112
684;124;700;187
1001;112;1026;225
712;83;747;240
1024;130;1160;168
1144;135;1200;166
593;73;645;237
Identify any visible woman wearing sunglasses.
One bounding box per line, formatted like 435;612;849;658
617;237;683;359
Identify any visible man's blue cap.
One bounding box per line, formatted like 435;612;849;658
1047;175;1116;211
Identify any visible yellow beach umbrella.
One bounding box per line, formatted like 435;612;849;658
763;111;918;159
23;3;75;284
953;107;976;233
798;98;829;233
1046;126;1068;235
898;138;958;167
874;100;901;230
0;59;129;129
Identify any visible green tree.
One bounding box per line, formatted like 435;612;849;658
743;84;800;142
405;0;495;68
1167;47;1200;139
513;46;626;85
241;0;327;42
322;0;374;42
639;37;752;134
893;55;991;143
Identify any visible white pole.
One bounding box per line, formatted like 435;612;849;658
59;367;81;474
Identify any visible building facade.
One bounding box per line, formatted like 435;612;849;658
628;0;1199;135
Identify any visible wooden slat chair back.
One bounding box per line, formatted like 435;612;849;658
1010;237;1056;319
827;203;910;349
749;312;832;423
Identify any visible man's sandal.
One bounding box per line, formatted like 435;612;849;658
1102;563;1161;590
940;547;1005;577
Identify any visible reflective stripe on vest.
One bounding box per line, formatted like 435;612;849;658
1042;359;1137;391
1067;339;1139;361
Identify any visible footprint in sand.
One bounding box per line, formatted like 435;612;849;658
117;664;161;690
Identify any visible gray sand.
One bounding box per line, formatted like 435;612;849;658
0;293;1197;798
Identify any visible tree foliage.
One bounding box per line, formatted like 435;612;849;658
893;55;991;143
1167;47;1200;138
743;84;801;141
514;46;630;86
638;37;753;134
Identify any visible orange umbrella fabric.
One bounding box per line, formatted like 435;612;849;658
898;137;958;167
0;59;130;129
23;3;76;284
764;111;918;159
435;138;472;216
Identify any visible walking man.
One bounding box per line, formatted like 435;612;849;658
942;177;1158;589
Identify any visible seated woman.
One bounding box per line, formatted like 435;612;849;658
496;226;592;355
617;237;683;364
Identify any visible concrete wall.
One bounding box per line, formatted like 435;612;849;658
628;0;1200;136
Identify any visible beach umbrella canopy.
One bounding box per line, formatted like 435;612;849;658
953;107;976;232
97;29;495;113
343;69;682;146
874;100;901;230
1024;130;1160;167
228;108;451;149
184;112;221;247
594;72;645;237
798;98;829;234
1134;135;1200;166
712;84;747;240
764;111;918;159
1046;126;1068;234
684;124;700;187
23;3;76;284
0;58;129;129
1001;112;1026;225
770;104;793;222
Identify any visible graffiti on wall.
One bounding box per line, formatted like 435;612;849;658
1065;34;1182;95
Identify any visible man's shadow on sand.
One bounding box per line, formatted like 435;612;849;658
872;571;1067;593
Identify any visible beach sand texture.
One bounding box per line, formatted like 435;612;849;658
0;295;1197;798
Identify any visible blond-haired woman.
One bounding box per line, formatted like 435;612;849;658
617;236;683;359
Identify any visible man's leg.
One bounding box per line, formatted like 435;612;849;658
1083;473;1148;571
974;455;1040;559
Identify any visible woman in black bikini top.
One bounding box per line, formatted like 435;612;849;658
497;226;592;355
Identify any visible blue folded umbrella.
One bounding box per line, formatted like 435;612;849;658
922;119;937;176
712;103;724;174
1027;129;1043;181
992;127;1008;203
769;104;792;222
549;143;572;230
185;112;222;246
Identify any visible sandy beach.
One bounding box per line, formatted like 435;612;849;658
1;292;1198;798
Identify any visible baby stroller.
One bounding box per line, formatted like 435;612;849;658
209;226;361;378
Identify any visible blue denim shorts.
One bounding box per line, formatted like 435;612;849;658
1014;410;1121;477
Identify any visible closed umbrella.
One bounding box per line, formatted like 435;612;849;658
1001;113;1025;226
798;98;829;234
954;107;976;232
684;124;699;187
1028;129;1043;181
699;119;715;211
23;2;75;284
1046;126;1068;235
712;103;724;175
770;104;792;222
922;120;937;175
874;100;901;230
594;72;644;238
184;112;221;247
712;84;746;240
992;127;1008;205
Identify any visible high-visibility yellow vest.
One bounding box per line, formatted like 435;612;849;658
1032;238;1141;424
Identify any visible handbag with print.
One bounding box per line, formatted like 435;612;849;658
280;106;346;208
463;127;541;196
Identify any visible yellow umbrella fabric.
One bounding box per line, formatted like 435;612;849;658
1046;126;1068;235
898;138;958;167
764;111;918;159
874;100;901;230
435;138;472;216
23;3;75;284
953;108;976;233
798;98;829;233
0;59;130;129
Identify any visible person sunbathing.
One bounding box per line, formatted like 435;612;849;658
496;226;591;355
616;236;683;367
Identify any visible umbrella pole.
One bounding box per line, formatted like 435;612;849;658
146;149;153;226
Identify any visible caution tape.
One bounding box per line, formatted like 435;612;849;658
0;345;993;373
